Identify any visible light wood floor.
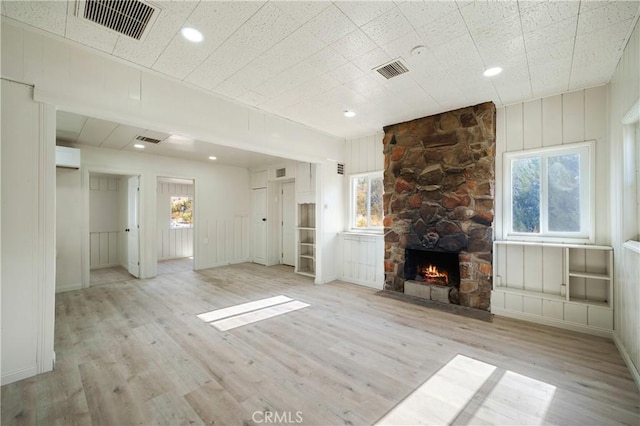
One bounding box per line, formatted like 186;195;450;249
2;263;638;425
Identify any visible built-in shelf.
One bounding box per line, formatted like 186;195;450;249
296;203;316;278
492;241;614;336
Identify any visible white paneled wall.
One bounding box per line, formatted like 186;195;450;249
337;233;385;289
339;133;385;288
346;133;385;174
157;181;194;260
495;86;610;299
208;216;250;266
89;175;121;269
610;19;640;386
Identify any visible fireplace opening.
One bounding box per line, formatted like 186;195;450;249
404;249;460;288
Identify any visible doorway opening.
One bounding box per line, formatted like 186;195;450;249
87;173;140;286
157;177;195;275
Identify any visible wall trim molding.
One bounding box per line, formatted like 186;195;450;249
613;332;640;391
492;308;613;338
1;366;38;386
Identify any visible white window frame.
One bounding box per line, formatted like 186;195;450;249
170;195;194;229
350;171;383;232
503;141;595;243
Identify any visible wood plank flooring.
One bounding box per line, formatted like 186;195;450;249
2;263;639;425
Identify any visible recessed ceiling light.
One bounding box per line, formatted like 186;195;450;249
181;27;203;43
483;67;503;77
134;143;145;149
208;156;217;160
344;110;356;118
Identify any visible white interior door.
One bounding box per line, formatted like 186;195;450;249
281;182;295;266
252;188;267;265
127;176;140;277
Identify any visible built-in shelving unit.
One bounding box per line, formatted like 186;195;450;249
295;203;316;277
492;241;613;336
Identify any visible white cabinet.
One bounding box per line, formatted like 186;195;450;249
492;241;613;336
295;203;315;277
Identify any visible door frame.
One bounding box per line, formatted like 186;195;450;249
156;176;196;270
82;167;142;287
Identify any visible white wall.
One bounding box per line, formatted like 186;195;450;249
56;168;82;292
609;19;640;387
338;133;385;289
89;175;121;268
1;79;56;385
157;180;194;260
67;145;250;284
494;86;610;299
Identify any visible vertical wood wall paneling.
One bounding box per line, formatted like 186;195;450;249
505;245;525;289
505;103;524;151
495;107;507;240
89;175;120;269
585;85;609;244
523;246;543;292
542;246;563;294
562;90;585;144
523;99;543;149
542;94;563;147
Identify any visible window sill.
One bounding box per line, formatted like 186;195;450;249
341;230;383;237
623;240;640;254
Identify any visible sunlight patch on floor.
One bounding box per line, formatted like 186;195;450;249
197;295;309;331
376;355;497;425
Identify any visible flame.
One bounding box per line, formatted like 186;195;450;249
421;264;449;285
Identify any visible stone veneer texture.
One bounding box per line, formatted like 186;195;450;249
382;102;496;311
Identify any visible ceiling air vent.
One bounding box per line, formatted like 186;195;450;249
374;59;409;79
337;163;345;175
136;135;162;144
276;168;286;178
77;0;158;41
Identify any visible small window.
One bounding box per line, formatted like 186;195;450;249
504;142;593;242
351;172;383;230
171;196;193;228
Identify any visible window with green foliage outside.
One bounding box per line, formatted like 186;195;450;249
171;196;193;228
352;172;383;230
505;142;592;241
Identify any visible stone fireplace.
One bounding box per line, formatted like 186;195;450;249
382;102;495;311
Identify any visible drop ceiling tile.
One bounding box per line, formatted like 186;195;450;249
2;0;66;36
574;17;635;53
430;33;484;73
214;79;250;100
335;1;396;27
185;3;301;89
577;1;639;35
328;61;367;84
526;37;575;65
416;10;469;49
56;111;88;143
64;7;119;54
236;91;270;107
397;1;459;29
477;36;527;66
350;74;386;96
77;118;119;146
152;1;264;80
361;6;413;46
305;46;350;74
273;1;331;26
101;124;145;150
254;63;323;98
113;1;198;67
351;48;392;74
331;29;377;61
520;1;580;33
470;15;522;47
380;29;425;60
302;5;358;45
524;15;578;45
458;0;519;32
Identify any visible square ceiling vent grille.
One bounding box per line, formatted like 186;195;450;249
374;60;409;79
76;0;158;40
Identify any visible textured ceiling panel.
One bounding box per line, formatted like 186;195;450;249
4;0;640;140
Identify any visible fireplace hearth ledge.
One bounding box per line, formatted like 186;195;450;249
376;290;494;322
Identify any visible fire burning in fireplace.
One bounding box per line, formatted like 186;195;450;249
419;264;449;285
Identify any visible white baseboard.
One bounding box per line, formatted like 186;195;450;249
492;308;613;338
613;332;640;391
90;263;121;270
1;365;37;386
337;275;384;290
55;282;82;293
195;258;251;271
